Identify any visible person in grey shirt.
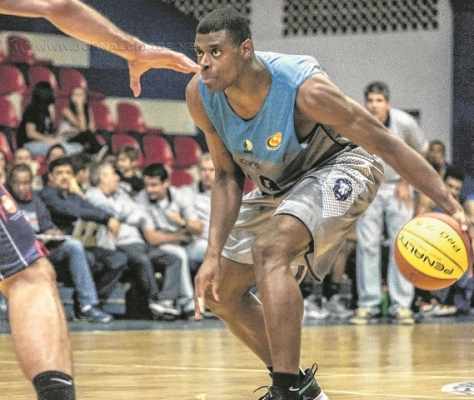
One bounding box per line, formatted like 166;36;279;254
351;81;427;325
86;162;181;318
136;163;201;316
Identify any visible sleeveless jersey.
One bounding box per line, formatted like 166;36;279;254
199;51;353;195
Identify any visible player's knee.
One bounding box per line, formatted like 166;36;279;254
252;235;291;269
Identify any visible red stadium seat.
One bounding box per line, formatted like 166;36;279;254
171;169;194;187
243;178;256;194
6;35;35;65
59;68;87;94
173;136;202;168
111;133;140;153
91;101;115;132
0;132;13;162
116;102;146;134
28;66;58;91
143;134;174;167
0;96;19;128
0;65;27;95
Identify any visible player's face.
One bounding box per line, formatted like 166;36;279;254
365;93;390;124
144;176;168;201
199;159;215;190
50;165;74;191
194;30;248;91
445;177;463;200
11;171;33;201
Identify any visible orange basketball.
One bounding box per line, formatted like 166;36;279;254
394;212;473;290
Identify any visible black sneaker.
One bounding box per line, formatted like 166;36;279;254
298;365;329;400
77;306;113;323
255;385;298;400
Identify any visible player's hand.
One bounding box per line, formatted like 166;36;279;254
107;217;121;237
450;207;469;232
128;44;200;97
394;179;413;209
194;254;221;320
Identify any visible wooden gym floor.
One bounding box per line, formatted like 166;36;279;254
0;321;473;399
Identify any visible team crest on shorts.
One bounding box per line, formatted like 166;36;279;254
266;132;282;150
333;178;353;201
442;381;474;395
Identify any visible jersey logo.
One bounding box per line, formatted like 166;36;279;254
333;178;352;201
243;139;253;153
266;131;282;150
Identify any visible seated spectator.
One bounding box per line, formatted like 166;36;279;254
86;162;182;318
58;87;102;154
13;147;42;190
116;146;144;195
8;163;112;323
40;157;127;302
425;139;451;177
137;163;200;315
46;143;66;164
17;82;82;156
71;153;93;193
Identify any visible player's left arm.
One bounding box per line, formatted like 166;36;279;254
297;74;466;227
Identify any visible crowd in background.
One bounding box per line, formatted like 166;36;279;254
0;67;473;326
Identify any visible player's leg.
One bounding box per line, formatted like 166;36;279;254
0;256;75;399
203;257;272;366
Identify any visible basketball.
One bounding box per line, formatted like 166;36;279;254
395;212;472;290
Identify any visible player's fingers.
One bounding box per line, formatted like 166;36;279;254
168;53;200;74
128;64;142;97
194;276;208;320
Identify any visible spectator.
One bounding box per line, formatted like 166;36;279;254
46;144;66;164
71;153;93;193
351;81;427;325
40;157;127;302
86;162;181;318
58;87;102;154
116;146;144;195
426;139;451;178
137;163;199;316
8;163;112;323
0;150;7;185
13;147;42;190
17;82;82;156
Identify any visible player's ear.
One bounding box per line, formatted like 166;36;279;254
240;38;253;60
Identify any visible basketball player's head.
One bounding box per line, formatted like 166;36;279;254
443;166;465;201
195;6;253;91
364;81;391;124
143;163;169;201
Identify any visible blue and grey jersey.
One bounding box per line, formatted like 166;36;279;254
199;51;353;195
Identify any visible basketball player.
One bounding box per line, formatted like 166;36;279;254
186;7;468;400
0;0;199;97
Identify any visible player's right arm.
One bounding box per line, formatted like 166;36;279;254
0;0;199;96
186;75;245;314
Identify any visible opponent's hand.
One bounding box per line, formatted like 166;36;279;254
128;44;200;97
194;254;221;320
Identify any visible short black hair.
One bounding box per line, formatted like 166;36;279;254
143;163;168;182
444;165;465;183
46;143;66;162
70;153;92;174
364;81;390;101
197;6;251;45
429;139;446;155
48;156;73;174
8;163;33;184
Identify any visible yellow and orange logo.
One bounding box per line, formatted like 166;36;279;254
266;131;283;150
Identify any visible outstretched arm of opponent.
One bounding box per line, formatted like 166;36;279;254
0;0;199;96
186;76;245;313
297;74;467;228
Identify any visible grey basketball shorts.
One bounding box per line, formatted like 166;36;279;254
222;147;384;281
